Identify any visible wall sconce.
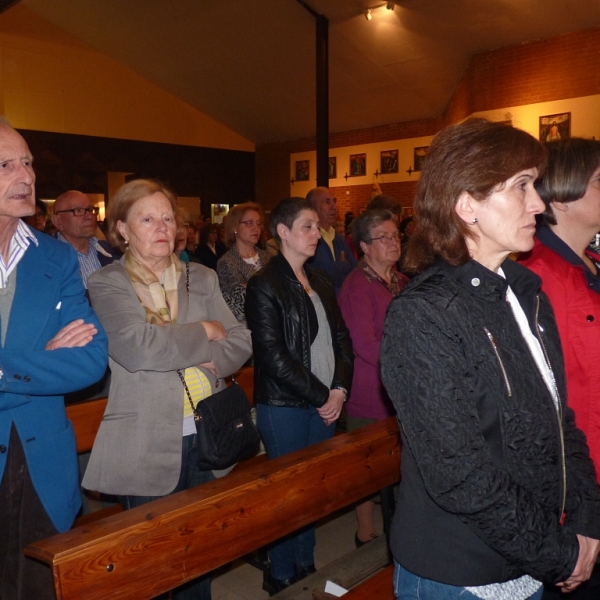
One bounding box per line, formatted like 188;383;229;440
386;1;396;9
364;8;372;20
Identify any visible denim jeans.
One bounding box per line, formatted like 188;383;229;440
257;403;335;581
394;561;543;600
118;434;215;600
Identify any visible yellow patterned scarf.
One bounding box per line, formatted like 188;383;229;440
123;249;182;324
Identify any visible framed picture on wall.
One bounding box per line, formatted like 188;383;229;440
349;153;366;177
295;160;310;181
329;157;337;179
539;113;570;142
380;149;399;174
414;146;430;172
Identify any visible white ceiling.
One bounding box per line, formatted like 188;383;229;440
20;0;600;144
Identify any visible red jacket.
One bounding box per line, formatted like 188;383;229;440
521;231;600;479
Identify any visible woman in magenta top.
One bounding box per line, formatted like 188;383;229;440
339;209;408;545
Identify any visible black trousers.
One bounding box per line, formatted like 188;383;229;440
0;426;58;600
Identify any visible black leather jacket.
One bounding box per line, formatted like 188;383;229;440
245;252;353;408
381;258;600;586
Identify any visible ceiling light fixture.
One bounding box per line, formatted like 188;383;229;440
386;1;395;9
364;8;372;20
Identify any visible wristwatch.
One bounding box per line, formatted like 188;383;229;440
332;386;348;401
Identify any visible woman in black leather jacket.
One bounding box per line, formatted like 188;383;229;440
380;119;600;600
245;197;353;595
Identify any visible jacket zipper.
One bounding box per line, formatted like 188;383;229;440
534;295;567;521
484;327;512;397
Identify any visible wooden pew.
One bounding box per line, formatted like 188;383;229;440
25;417;401;600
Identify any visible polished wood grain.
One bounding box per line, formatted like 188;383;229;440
26;418;400;600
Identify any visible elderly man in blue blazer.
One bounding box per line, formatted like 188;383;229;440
0;121;107;599
307;186;357;294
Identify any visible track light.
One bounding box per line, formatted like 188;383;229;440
386;1;395;9
364;8;372;20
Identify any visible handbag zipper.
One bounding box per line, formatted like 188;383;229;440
484;327;513;397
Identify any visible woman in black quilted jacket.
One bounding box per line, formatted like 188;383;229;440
380;119;600;600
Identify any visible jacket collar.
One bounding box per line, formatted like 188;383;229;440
271;251;314;284
435;256;541;302
537;225;600;292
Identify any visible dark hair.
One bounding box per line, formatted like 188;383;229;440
535;138;600;225
405;119;547;273
269;197;316;242
223;202;263;247
199;222;218;246
107;179;177;253
351;209;394;257
398;216;413;235
367;195;402;216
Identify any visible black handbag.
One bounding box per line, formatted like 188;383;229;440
179;371;260;470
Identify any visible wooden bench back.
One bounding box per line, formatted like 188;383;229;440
25;417;401;600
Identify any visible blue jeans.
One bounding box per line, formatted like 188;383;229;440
118;434;215;600
394;561;543;600
257;404;335;581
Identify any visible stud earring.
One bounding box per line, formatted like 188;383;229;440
472;218;478;224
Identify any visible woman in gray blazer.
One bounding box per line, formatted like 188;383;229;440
82;179;252;600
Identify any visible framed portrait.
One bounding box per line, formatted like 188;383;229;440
329;157;337;179
413;146;430;172
349;153;366;177
295;160;309;182
381;149;399;174
539;113;570;142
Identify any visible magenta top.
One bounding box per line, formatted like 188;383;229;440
338;263;408;420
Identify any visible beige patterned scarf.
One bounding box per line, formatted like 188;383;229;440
123;249;182;324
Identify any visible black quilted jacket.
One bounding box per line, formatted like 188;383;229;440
381;258;600;586
245;252;353;408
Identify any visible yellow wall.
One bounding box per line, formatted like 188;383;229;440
0;6;254;152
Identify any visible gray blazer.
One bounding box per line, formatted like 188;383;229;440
82;259;252;496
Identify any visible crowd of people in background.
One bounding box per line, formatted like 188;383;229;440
7;117;600;600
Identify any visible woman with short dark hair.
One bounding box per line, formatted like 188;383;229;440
245;197;353;595
381;119;600;599
521;138;600;599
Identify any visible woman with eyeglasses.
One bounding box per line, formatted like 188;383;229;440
380;120;600;599
338;209;409;548
217;202;271;323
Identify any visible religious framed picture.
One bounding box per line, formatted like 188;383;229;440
295;160;310;181
539;113;570;142
349;153;366;177
329;157;337;179
414;146;430;172
380;149;399;174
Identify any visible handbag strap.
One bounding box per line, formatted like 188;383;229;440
178;369;200;420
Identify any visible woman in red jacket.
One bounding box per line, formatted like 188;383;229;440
521;137;600;600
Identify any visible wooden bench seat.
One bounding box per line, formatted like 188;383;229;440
343;564;395;599
26;417;401;600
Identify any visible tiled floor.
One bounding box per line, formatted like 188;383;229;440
212;504;384;599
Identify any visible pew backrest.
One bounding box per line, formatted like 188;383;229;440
25;417;401;600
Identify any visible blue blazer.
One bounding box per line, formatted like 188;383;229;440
0;232;107;531
309;234;357;294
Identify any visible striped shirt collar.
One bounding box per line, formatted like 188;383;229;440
0;220;39;288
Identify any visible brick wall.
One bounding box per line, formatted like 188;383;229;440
256;118;440;212
445;27;600;124
257;27;600;213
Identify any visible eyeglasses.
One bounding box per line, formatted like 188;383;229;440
55;206;100;217
369;233;402;245
240;219;262;228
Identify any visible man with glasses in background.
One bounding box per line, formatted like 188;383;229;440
52;191;116;288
